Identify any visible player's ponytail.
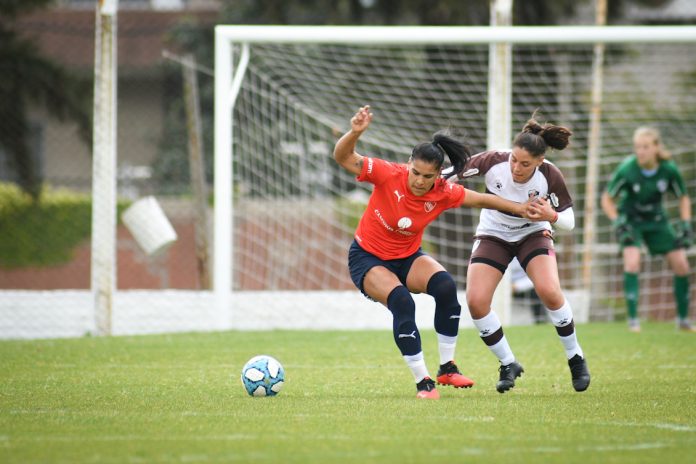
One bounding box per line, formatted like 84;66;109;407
411;130;473;180
514;111;572;156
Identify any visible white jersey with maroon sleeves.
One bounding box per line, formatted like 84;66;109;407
465;150;573;242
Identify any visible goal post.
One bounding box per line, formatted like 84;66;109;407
214;24;696;327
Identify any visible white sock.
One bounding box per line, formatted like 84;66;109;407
473;311;515;366
546;299;584;359
403;352;429;383
437;333;457;366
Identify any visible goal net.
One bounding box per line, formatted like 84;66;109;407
215;26;696;327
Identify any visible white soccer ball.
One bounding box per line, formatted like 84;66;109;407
240;355;285;397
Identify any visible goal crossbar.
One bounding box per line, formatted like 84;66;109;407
215;25;696;45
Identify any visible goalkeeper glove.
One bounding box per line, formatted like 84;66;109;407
675;220;693;249
613;217;635;247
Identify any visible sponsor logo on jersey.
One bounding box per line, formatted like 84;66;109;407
501;222;532;230
393;189;405;202
528;189;540;199
397;217;412;229
424;202;436;212
548;192;559;208
657;179;668;193
367;157;374;174
374;210;414;236
495;179;503;190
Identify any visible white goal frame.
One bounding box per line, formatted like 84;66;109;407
213;25;696;327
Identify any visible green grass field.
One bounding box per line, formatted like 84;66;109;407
2;322;695;463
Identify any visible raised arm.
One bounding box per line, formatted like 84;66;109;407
333;105;373;176
461;189;528;218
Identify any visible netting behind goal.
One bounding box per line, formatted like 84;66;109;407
226;34;696;323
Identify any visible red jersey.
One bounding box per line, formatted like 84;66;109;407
354;157;466;260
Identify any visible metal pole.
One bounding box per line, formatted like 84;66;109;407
182;54;211;290
91;0;118;336
582;0;607;297
488;0;514;325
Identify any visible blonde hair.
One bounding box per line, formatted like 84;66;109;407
633;126;671;161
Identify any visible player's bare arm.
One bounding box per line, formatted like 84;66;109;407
600;190;619;221
679;195;691;222
461;189;530;219
333;105;373;176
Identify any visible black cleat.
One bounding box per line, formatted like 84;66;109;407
568;354;590;392
496;361;524;393
415;377;440;399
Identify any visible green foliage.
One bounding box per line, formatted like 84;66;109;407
0;0;92;199
1;323;695;463
0;183;127;268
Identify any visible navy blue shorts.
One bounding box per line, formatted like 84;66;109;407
348;240;425;300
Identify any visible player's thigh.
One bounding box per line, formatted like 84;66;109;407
622;246;641;273
525;254;563;309
666;248;690;275
465;262;504;317
363;266;403;305
405;255;446;293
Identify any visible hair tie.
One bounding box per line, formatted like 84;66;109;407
435;142;446;156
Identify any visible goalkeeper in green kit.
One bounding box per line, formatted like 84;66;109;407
601;127;693;332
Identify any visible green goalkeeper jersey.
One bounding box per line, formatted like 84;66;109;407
606;155;686;224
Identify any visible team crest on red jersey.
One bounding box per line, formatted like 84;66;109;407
424;202;436;212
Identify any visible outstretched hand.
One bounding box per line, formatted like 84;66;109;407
526;197;556;222
350;105;373;133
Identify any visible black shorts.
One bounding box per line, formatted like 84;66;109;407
469;230;555;274
348;240;425;300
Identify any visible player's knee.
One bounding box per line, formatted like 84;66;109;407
387;286;416;322
426;271;458;302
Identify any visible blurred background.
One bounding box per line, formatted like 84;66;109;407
0;0;694;334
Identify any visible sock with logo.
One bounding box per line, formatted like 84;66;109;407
546;298;584;359
624;272;639;320
427;271;462;364
674;275;690;320
387;285;421;357
472;311;515;366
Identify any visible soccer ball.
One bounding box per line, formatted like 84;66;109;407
241;355;285;397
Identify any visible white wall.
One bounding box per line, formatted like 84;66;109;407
0;289;589;339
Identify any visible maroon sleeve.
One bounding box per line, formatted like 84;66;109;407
465;150;510;176
539;161;573;212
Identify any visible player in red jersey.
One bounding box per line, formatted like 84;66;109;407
334;105;533;399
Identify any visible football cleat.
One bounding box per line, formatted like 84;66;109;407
496;361;524;393
436;361;474;388
416;377;440;399
568;354;591;392
678;320;696;332
628;319;641;333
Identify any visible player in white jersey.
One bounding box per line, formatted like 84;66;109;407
457;112;590;393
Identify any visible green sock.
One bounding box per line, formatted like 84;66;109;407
674;275;690;320
624;273;639;320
